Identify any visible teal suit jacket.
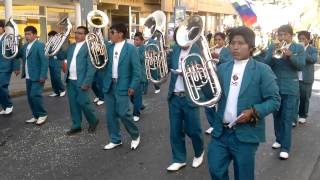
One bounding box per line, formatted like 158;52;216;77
218;47;232;65
263;42;306;95
137;45;147;83
213;59;280;143
167;43;201;106
103;41;141;95
302;45;318;83
0;35;20;73
18;40;48;81
64;43;96;87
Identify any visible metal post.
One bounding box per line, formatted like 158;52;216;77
39;6;47;42
79;0;93;27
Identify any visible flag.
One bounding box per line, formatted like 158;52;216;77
230;0;257;27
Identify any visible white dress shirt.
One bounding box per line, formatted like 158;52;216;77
112;40;126;79
174;47;191;92
214;47;223;54
25;39;37;79
68;41;85;80
298;44;308;81
223;59;249;123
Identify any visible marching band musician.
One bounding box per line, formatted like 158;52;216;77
205;32;232;135
166;32;204;172
64;26;99;135
47;31;66;98
16;26;49;125
297;31;318;124
263;25;305;160
146;36;161;94
0;20;20;115
102;23;141;150
207;26;280;180
131;32;147;122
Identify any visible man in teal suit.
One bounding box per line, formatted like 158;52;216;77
0;20;20;115
207;26;280;180
165;41;204;172
130;32;147;122
16;26;48;125
64;26;99;135
263;25;305;159
47;31;66;97
205;32;232;135
297;31;318;124
103;23;141;150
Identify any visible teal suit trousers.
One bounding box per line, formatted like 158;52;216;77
26;79;47;118
104;82;139;144
67;80;98;129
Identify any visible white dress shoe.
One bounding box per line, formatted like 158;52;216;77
96;100;104;106
93;97;99;103
131;136;140;150
205;127;214;134
154;89;161;94
279;152;289;160
59;91;66;97
103;142;122;150
192;151;204;168
4;106;13;115
133;116;140;122
49;93;58;97
292;122;297;127
298;118;306;124
0;110;5;115
272;142;281;149
36;115;48;125
26;117;38;123
167;163;187;171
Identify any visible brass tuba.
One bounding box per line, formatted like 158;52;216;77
86;10;109;69
144;10;168;84
45;17;72;57
175;15;221;107
2;17;19;59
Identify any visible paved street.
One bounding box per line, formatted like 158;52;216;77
1;67;320;180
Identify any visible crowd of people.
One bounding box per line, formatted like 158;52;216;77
0;16;318;180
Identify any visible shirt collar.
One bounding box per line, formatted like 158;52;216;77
234;58;249;65
76;40;85;46
115;40;126;46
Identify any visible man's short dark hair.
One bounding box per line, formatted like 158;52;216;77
134;32;144;41
110;23;128;39
77;26;89;34
48;30;58;37
228;26;255;49
214;32;226;40
278;24;293;35
298;31;311;40
24;26;37;34
0;20;5;28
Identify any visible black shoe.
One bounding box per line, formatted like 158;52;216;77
140;104;146;110
66;128;82;135
88;120;99;133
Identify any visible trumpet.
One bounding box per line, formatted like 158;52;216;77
86;10;109;69
273;40;288;59
144;10;168;84
2;17;19;59
45;17;72;57
175;15;221;107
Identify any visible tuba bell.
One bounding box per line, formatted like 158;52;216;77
45;17;72;57
86;10;109;69
175;15;222;107
2;17;19;59
143;10;168;84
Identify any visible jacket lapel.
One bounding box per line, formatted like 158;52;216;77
239;59;255;96
223;61;233;97
118;42;128;66
67;44;76;68
27;40;37;58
